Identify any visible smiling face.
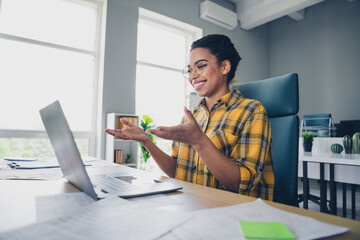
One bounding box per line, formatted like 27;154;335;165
188;48;231;104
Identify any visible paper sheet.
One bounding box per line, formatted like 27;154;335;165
0;197;191;240
0;168;63;180
5;157;60;169
36;192;97;222
127;192;183;208
0;196;350;240
159;198;349;240
0;157;106;180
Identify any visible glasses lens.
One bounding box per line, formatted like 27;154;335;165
182;66;191;79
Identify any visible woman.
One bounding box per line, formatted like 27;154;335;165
106;34;274;200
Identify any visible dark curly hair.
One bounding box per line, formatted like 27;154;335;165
191;34;241;84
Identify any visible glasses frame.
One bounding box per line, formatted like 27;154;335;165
182;61;218;79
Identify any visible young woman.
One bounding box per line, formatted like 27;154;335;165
105;34;274;200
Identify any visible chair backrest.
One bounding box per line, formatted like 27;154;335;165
231;73;299;206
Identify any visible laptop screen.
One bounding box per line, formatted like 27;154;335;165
39;100;98;200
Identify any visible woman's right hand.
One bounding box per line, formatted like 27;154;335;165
105;118;149;145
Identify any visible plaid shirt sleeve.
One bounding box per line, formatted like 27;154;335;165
230;101;274;200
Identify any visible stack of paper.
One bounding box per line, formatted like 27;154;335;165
0;196;349;240
0;196;191;240
158;199;348;240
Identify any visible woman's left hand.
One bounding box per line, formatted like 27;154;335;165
146;107;204;146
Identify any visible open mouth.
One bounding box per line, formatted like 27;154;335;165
193;80;206;91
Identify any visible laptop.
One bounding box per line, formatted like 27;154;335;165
39;100;182;200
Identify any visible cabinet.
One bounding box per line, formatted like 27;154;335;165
105;113;139;168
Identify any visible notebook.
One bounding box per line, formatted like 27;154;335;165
39;100;182;200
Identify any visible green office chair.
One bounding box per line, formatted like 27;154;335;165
231;73;299;206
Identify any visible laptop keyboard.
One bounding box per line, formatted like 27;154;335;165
91;175;141;194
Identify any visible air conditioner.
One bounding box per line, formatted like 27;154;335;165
200;0;238;30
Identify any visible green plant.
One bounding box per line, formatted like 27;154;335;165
331;143;343;154
125;154;132;163
353;132;360;154
343;135;352;154
301;131;314;144
140;115;156;163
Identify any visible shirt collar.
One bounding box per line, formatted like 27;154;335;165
217;88;243;108
195;88;243;110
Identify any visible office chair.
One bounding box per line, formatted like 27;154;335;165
231;73;299;206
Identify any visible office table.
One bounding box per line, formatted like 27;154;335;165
1;164;360;239
299;152;360;218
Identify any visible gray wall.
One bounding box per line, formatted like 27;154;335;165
100;0;360;158
268;0;360;123
99;0;269;158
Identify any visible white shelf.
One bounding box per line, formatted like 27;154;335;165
105;113;139;167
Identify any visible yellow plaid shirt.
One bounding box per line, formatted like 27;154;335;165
172;89;274;200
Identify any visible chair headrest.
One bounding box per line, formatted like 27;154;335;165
231;73;299;118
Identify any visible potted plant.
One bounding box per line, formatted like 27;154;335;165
353;132;360;154
302;131;314;152
139;115;156;165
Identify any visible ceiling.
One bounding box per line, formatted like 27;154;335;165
226;0;325;30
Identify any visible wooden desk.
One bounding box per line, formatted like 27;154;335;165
1;165;360;239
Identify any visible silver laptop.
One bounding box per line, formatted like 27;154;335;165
39;100;182;200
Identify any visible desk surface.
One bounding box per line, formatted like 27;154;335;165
298;153;360;184
299;152;360;166
1;164;360;239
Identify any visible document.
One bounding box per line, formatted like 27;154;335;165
5;157;94;169
127;192;183;208
159;198;349;240
5;157;60;169
0;157;102;180
0;196;191;240
0;168;63;180
36;192;97;222
0;197;349;240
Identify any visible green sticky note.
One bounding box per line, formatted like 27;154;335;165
239;221;296;239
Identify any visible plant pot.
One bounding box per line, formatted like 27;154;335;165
303;143;313;152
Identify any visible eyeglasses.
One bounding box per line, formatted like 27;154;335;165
182;61;217;79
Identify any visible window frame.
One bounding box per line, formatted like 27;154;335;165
0;0;107;157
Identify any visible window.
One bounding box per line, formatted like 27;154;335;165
136;8;202;173
0;0;105;158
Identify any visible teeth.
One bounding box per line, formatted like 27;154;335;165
193;82;205;88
